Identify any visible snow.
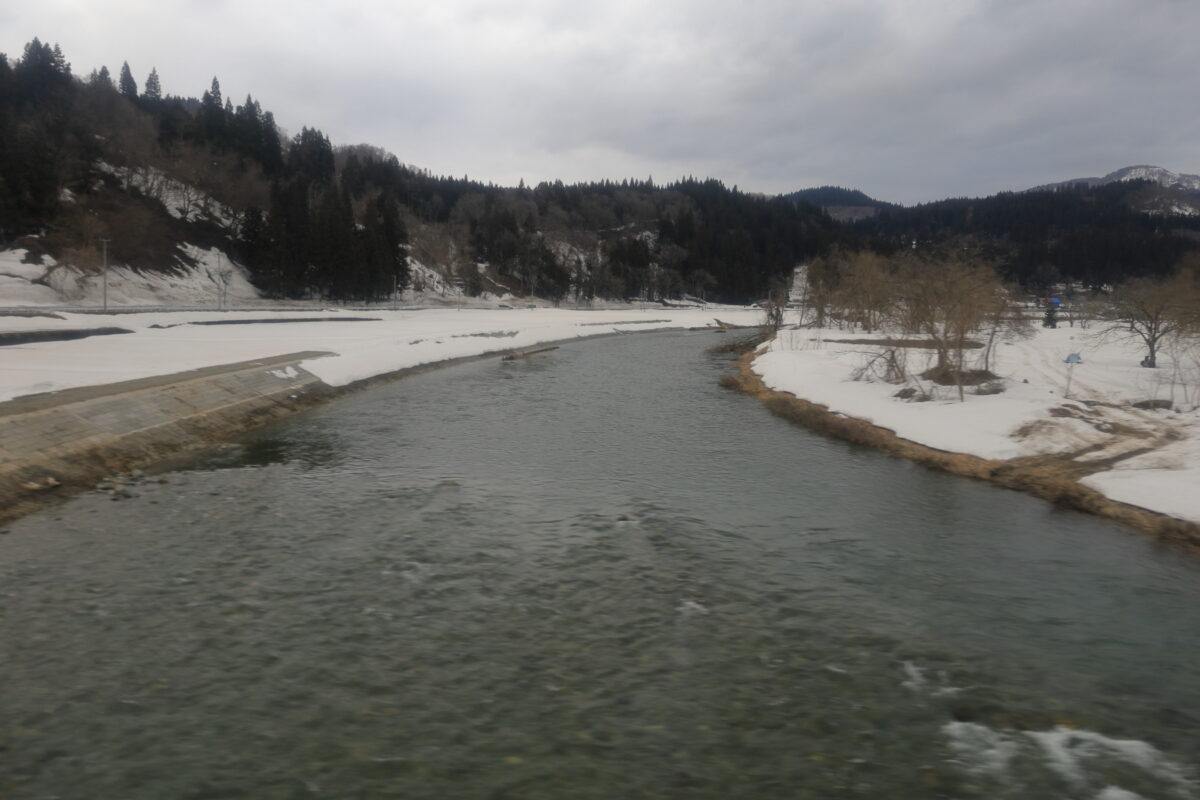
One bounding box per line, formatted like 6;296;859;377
1108;165;1200;192
0;249;57;282
753;323;1200;524
0;246;264;309
1080;436;1200;522
0;307;761;403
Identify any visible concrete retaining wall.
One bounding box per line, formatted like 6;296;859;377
0;351;335;522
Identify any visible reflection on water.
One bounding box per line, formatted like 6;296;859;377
1;331;1198;799
200;429;348;470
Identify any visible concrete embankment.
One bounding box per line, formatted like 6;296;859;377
0;337;592;523
0;351;335;523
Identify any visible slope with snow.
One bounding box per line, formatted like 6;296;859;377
0;247;261;308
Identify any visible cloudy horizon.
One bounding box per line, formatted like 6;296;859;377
3;0;1196;205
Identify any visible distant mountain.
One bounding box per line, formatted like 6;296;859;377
1031;165;1200;192
786;186;896;223
1029;166;1200;217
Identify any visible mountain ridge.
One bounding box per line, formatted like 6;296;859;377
1030;165;1200;193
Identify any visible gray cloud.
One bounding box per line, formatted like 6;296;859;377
4;0;1197;203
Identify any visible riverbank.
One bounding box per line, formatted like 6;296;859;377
0;307;761;522
8;327;1198;800
739;326;1200;549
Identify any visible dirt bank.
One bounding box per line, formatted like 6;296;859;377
726;349;1200;553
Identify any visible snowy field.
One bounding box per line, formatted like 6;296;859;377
753;324;1200;524
0;306;761;402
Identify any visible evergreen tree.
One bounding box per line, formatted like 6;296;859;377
12;39;73;104
259;111;283;175
118;61;137;99
143;67;161;102
94;65;113;89
50;44;70;76
287;127;335;184
198;76;226;144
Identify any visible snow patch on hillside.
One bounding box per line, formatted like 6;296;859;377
1108;165;1200;191
0;246;258;308
96;161;237;228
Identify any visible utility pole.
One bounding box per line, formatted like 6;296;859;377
99;238;110;312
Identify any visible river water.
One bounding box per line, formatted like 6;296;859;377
2;330;1199;799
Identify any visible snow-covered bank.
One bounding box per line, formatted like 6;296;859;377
0;307;761;403
752;325;1200;525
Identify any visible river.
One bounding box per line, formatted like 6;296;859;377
2;330;1198;799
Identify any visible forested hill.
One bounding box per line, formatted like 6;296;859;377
785;186;893;209
784;186;896;224
0;39;839;304
852;182;1200;290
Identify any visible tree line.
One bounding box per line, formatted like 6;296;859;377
5;37;1197;306
781;247;1200;402
0;39;406;302
852;182;1200;290
0;38;838;304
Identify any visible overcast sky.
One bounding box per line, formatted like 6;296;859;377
3;0;1196;204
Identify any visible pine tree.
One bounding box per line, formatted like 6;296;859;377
95;65;113;89
143;67;161;102
198;77;226;145
50;44;70;76
13;39;73;104
259;111;284;175
118;61;137;98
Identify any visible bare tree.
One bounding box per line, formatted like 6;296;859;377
1096;269;1200;368
208;254;234;309
761;275;790;333
896;256;1007;400
831;250;894;333
801;255;841;328
979;281;1033;374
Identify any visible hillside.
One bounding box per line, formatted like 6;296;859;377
786;185;896;223
0;39;838;306
850;180;1200;289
